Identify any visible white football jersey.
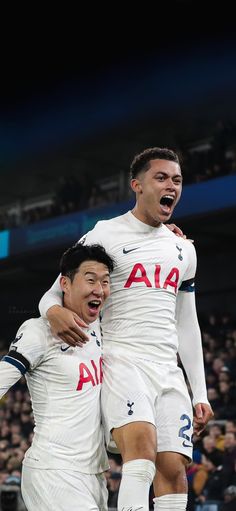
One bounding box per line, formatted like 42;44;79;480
81;211;196;364
2;317;108;474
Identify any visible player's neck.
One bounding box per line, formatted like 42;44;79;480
63;300;84;323
131;206;162;228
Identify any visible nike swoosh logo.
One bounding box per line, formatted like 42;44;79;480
61;345;70;352
182;440;192;448
123;247;140;254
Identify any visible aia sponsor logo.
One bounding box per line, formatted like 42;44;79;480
77;357;103;391
124;263;179;293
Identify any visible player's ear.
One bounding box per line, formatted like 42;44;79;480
60;275;70;293
130;178;142;194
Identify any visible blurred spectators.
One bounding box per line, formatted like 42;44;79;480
221;433;236;489
208;425;225;452
88;184;109;209
225;421;236;435
220;485;236;510
54;175;84;214
1;118;236;231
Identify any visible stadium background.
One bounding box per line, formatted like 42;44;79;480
0;10;236;510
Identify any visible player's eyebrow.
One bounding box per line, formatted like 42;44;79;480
85;271;110;279
85;272;98;278
155;171;183;180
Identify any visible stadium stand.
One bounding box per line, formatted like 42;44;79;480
1;119;236;231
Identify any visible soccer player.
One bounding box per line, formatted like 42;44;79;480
39;147;214;511
0;243;114;511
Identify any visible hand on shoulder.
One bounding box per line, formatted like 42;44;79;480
166;223;194;243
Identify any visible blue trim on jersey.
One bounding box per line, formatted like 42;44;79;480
179;278;195;292
2;355;27;375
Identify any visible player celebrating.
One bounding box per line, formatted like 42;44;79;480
0;243;114;511
39;147;214;511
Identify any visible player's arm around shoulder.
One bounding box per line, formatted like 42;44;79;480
166;223;194;242
39;273;90;347
46;306;89;347
46;222;113;347
166;223;185;238
82;220;114;250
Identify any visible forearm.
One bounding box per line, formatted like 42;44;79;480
38;275;62;318
176;292;208;406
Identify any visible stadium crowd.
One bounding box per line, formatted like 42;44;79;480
0;311;235;510
1;119;236;231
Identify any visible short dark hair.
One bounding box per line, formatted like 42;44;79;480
130;147;180;179
60;243;115;282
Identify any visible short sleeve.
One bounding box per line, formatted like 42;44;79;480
3;319;47;373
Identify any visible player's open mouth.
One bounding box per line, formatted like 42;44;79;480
88;300;101;314
160;195;174;214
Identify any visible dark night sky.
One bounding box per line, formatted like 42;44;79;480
1;2;235;115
